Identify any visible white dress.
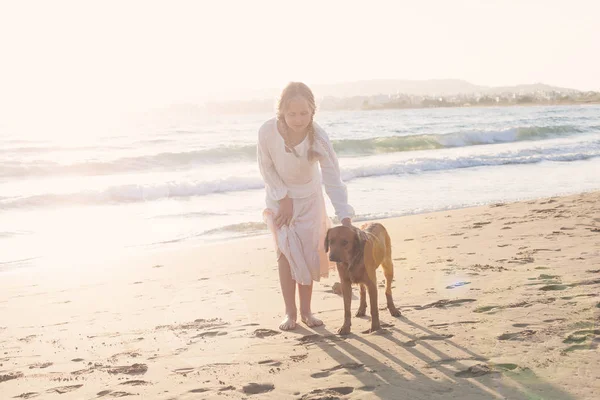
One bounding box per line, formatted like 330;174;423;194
257;118;355;285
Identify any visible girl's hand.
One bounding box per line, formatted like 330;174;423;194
275;196;293;228
341;218;352;227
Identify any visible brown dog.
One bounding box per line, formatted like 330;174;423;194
324;222;401;334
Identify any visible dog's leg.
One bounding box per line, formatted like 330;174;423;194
355;284;367;317
337;277;353;335
382;258;402;317
365;280;381;332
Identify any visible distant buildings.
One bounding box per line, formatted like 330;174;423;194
202;89;600;114
321;89;599;111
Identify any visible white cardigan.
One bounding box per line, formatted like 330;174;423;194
257;117;354;222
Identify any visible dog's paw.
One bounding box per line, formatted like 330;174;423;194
355;308;366;317
337;325;351;335
389;307;402;317
363;325;381;334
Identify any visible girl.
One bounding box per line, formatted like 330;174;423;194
257;82;355;331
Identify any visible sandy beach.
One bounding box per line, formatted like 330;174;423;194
1;191;599;399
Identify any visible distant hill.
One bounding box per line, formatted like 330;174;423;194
311;79;485;97
221;79;580;103
481;83;580;95
195;79;586;114
309;79;580;98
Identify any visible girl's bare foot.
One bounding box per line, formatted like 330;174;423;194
279;314;297;331
301;313;323;328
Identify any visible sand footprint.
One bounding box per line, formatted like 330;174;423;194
539;276;600;292
543;318;566;323
310;363;364;378
253;328;281;338
454;364;498;378
361;327;393;335
119;380;151;386
562;329;600;354
290;354;308;362
107;363;148;375
539;284;569;291
109;351;142;363
456;363;523;378
403;334;454;347
193;331;228;339
242;383;275;395
429;320;479;328
296;334;345;346
497;330;536;341
417;298;476;310
299;386;355;399
258;359;282;366
562;343;599;354
426;356;488;368
474;305;500;313
189;388;209;393
13;393;39;399
46;385;83;394
561;294;596;300
173;367;194;375
97;390;134;397
18;335;37;343
28;362;52;369
0;372;24;383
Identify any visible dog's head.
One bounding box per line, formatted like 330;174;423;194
324;225;366;264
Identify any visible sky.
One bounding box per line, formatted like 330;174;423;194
0;0;598;122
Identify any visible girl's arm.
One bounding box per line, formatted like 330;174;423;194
257;125;288;201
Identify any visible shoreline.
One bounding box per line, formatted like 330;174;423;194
3;187;600;275
163;186;600;250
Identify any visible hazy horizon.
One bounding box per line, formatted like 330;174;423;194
1;0;599;126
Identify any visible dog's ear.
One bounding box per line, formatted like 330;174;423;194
324;228;331;253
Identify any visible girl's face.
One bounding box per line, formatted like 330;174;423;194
283;95;313;134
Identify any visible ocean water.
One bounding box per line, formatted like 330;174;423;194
1;105;599;271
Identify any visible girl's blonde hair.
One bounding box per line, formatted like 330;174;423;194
276;82;318;162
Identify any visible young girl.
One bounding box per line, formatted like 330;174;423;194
257;82;355;331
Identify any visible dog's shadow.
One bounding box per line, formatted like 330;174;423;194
299;314;577;400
